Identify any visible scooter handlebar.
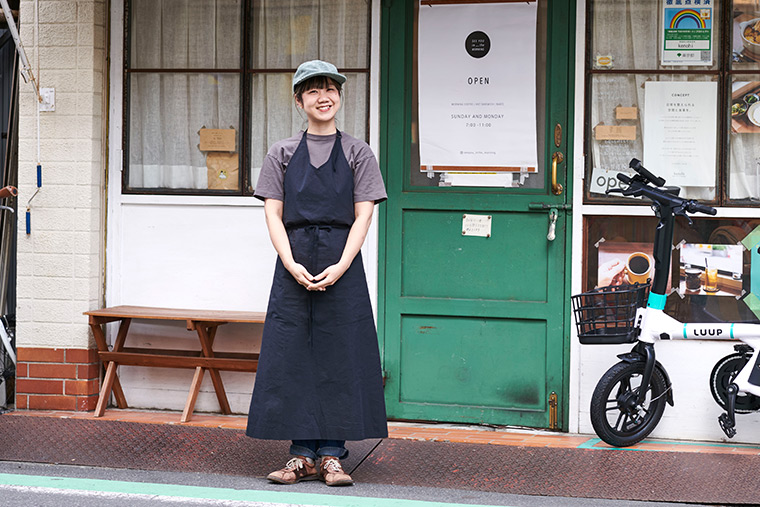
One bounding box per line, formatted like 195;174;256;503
686;201;717;216
629;158;666;188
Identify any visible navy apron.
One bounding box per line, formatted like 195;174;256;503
246;131;388;441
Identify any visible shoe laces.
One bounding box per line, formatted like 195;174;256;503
322;458;344;473
284;457;307;471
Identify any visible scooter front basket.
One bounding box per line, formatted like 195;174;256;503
571;283;649;344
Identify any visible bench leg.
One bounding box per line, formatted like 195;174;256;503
195;325;231;416
91;318;131;415
95;361;118;417
181;367;205;423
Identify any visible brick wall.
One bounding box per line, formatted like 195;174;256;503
12;1;107;411
15;347;99;410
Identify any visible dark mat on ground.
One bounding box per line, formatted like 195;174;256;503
2;414;759;504
0;415;379;477
355;438;760;505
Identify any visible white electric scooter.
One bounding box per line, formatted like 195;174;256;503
573;159;760;446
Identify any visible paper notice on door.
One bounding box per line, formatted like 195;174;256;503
462;214;492;237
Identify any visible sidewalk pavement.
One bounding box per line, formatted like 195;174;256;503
1;409;759;505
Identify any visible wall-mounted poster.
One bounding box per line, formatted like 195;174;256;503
643;81;717;187
417;1;538;172
661;4;713;66
597;242;657;288
679;243;743;297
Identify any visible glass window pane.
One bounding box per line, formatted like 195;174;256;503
251;0;369;69
130;0;242;69
584;215;757;323
128;73;241;190
728;74;760;200
732;6;760;70
590;0;720;71
250;72;368;189
587;74;718;201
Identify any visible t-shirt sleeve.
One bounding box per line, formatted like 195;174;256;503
353;146;387;204
253;152;285;202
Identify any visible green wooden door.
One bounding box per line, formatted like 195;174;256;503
378;0;574;430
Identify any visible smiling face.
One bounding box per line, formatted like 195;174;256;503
294;76;342;133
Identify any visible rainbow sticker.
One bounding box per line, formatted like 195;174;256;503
669;9;707;29
662;7;712;66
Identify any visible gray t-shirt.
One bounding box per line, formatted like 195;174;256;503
254;131;387;204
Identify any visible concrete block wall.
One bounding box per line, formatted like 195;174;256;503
15;0;106;411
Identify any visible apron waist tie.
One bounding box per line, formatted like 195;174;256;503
300;225;349;348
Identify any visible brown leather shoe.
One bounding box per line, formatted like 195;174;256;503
266;456;318;484
319;456;354;486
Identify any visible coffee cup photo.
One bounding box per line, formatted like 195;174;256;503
626;252;651;284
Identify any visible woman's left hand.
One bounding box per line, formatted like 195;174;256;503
308;262;349;291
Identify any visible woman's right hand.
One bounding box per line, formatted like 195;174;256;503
285;261;321;290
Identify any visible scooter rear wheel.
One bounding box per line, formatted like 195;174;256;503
590;361;668;447
710;353;760;413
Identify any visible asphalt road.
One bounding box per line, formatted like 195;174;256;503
0;461;714;507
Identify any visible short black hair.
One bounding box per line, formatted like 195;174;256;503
294;76;343;103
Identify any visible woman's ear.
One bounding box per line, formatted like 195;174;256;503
294;94;302;108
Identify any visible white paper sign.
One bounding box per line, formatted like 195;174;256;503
462;214;492;238
418;2;538;170
643;81;717;187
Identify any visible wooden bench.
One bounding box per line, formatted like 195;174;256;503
84;306;265;422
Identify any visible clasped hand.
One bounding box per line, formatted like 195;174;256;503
287;262;348;291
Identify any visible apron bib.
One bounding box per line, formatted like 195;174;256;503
246;131;388;441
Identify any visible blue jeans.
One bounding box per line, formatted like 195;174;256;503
290;440;348;460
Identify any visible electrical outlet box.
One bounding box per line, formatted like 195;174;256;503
39;87;55;112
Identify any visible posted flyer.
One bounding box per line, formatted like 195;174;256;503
642;81;717;187
417;2;538;170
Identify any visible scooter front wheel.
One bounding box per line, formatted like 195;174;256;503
590;361;668;447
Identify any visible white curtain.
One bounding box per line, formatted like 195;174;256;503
589;0;723;200
128;0;243;189
249;0;370;187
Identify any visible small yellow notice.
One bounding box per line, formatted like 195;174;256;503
615;107;638;120
594;125;637;141
462;214;492;238
200;128;236;152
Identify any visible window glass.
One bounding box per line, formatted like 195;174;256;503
729;74;760;200
590;0;720;71
130;0;242;69
587;74;718;200
125;0;371;195
586;0;730;204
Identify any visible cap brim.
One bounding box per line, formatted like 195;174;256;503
293;72;347;90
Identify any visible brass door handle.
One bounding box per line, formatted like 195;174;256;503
551;152;564;195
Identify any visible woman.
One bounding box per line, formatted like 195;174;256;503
247;60;388;487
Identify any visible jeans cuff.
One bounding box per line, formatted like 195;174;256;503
289;444;318;461
317;446;348;459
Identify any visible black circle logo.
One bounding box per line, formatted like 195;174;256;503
465;31;491;59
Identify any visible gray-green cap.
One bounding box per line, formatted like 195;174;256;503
292;60;347;91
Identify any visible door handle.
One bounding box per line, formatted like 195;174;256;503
547;208;557;241
551;152;564;195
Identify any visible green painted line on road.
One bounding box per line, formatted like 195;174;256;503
0;473;512;507
577;438;760;451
